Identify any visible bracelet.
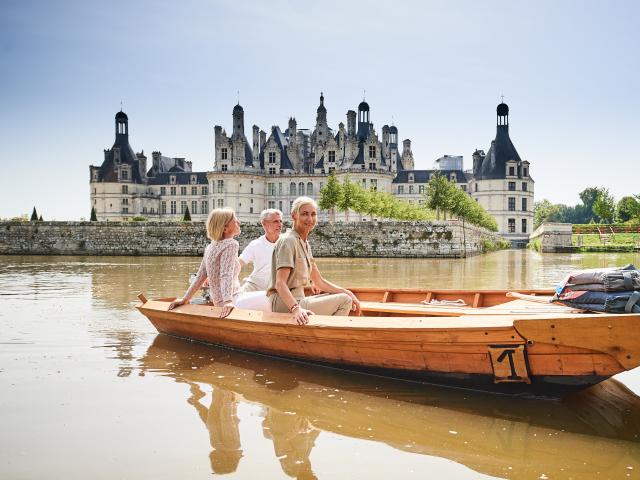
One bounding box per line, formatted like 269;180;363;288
289;303;300;312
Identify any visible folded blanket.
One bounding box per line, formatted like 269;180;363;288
557;264;639;293
555;290;640;313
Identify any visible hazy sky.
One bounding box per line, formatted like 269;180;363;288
1;0;638;220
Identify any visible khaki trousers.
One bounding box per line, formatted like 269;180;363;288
270;292;352;316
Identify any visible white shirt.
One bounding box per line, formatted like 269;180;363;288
239;234;276;290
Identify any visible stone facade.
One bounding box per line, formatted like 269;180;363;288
0;221;502;258
89;98;534;240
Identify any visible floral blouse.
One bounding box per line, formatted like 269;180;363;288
185;238;241;306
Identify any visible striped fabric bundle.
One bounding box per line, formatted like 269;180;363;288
554;264;640;313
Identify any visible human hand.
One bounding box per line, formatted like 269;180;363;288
310;284;322;295
292;306;314;325
345;290;361;315
219;301;234;318
168;298;187;310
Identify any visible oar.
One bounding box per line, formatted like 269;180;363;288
506;291;555;304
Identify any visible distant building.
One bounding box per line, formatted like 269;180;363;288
89;98;533;242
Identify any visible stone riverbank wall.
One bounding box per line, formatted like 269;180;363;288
0;221;502;258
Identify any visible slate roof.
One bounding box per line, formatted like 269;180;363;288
392;169;467;184
475;124;523;180
97;131;145;184
272;127;294;170
146;171;208;185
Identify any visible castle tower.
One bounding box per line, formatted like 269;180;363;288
252;125;260;165
232;103;244;139
115;110;128;138
346;110;356;137
357;100;370;140
389;125;400;172
401;138;414;170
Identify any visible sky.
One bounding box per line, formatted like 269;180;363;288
0;0;638;220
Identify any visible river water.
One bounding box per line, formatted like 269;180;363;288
1;250;640;479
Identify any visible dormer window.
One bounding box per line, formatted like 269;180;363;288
121;169;129;181
328;151;335;163
268;152;276;164
523;167;528;177
450;173;457;182
221;148;228;160
170;175;176;185
508;166;515;176
368;146;376;158
191;175;197;184
408;173;414;183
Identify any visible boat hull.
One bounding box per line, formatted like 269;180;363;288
136;291;640;397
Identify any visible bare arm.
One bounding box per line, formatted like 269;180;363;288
169;257;206;310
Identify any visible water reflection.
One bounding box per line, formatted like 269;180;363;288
139;335;640;479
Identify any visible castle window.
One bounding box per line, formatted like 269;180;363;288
170;186;176;196
160;187;166;196
201;201;208;214
279;201;283;212
122;198;129;205
181;201;187;214
268;183;276;196
368;162;376;171
328;151;335;163
122;207;128;214
250;207;253;214
268;152;276;164
328;167;335;174
369;146;376;158
269;167;276;175
278;183;283;195
522;198;527;211
508;166;515;176
191;186;197;195
192;201;197;214
217;180;224;193
268;201;276;209
419;185;424;194
221;148;228;160
217;199;223;208
142;207;147;214
93;171;98;181
290;183;296;196
409;185;414;194
122;185;128;194
462;185;467;191
508;218;515;233
522;182;527;192
450;173;457;182
408;174;414;183
508;197;516;211
202;186;208;195
170;175;176;184
371;179;377;191
121;170;129;181
398;185;404;194
522;219;527;233
221;164;228;171
362;179;367;188
170;201;177;214
161;202;166;214
508;181;516;191
523;167;528;177
475;183;478;192
191;175;197;184
306;183;313;196
299;183;305;195
181;186;187;196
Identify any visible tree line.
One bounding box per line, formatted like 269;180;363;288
534;187;640;228
319;172;498;231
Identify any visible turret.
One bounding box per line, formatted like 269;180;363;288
115;110;128;138
401;139;414;170
252;125;260;165
357;100;370;140
232;103;244;138
346;110;356;137
288;117;297;139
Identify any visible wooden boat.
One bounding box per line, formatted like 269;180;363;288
136;287;640;397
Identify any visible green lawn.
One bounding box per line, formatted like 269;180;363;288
572;233;640;247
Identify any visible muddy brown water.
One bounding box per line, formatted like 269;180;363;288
1;250;640;479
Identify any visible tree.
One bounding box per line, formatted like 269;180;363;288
90;206;98;221
318;171;341;223
533;199;563;228
30;207;38;222
183;206;192;221
616;196;640;223
592;188;615;223
38;215;43;222
336;176;357;222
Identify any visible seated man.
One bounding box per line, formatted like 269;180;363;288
239;209;283;292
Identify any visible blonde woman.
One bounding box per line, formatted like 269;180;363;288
169;208;242;317
267;196;361;325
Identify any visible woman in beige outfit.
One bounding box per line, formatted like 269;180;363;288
267;196;360;325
